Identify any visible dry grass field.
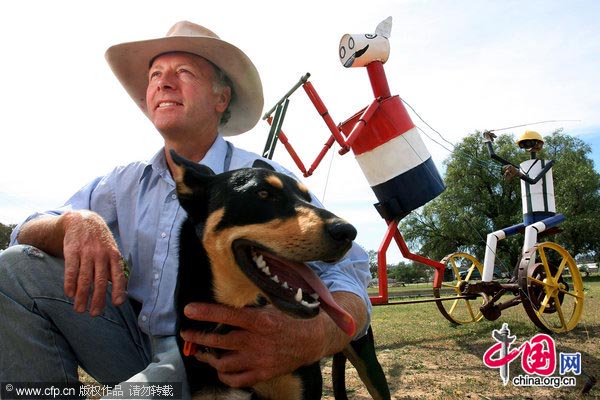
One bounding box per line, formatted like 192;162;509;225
320;278;600;400
80;278;599;399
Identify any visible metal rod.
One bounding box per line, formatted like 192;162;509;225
262;73;311;120
262;102;285;159
373;295;480;306
266;99;290;159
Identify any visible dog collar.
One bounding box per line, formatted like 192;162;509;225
183;340;197;357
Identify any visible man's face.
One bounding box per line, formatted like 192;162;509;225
146;52;231;135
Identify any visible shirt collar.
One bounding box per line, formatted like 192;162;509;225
198;134;229;174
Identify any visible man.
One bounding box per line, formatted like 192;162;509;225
0;21;371;395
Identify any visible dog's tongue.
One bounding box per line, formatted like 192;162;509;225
265;254;356;337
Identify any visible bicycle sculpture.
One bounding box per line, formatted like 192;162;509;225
262;17;584;333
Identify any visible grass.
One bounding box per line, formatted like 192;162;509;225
321;277;600;399
81;278;600;399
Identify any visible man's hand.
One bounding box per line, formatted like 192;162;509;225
180;293;366;388
18;210;127;316
61;211;127;315
180;303;325;387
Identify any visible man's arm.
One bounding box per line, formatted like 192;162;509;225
320;291;369;353
180;291;368;388
17;210;128;316
17;214;70;258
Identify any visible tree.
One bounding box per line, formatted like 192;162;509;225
398;129;600;271
544;131;600;257
388;261;432;283
0;222;16;250
367;249;379;279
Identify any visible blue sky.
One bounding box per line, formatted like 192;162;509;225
1;0;599;260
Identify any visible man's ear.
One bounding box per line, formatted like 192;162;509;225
215;85;232;113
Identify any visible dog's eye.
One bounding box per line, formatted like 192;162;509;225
257;190;269;199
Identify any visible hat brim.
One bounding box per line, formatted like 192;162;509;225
105;35;263;136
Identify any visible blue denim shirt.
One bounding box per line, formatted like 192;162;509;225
11;135;371;337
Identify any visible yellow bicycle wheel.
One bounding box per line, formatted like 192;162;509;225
518;242;584;333
434;253;484;324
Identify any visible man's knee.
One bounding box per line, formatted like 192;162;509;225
1;244;46;264
0;245;66;300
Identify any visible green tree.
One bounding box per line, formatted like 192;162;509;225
544;131;600;257
1;222;16;250
388;261;431;283
398;129;600;271
367;249;379;279
367;249;401;281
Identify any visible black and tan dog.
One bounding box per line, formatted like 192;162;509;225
170;150;389;400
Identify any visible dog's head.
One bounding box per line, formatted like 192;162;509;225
171;150;357;336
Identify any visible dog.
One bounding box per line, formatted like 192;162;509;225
170;150;390;400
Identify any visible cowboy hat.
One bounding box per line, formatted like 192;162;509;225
105;21;263;136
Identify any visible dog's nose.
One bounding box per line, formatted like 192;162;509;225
327;220;357;242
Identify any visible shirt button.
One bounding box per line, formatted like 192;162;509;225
171;193;177;200
154;273;160;280
161;232;167;238
141;315;148;322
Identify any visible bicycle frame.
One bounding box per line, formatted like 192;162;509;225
482;214;565;282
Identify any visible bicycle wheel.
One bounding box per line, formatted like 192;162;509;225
434;253;484;324
518;242;584;333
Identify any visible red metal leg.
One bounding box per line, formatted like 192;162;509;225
370;219;447;305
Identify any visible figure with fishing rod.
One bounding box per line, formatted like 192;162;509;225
483;129;556;226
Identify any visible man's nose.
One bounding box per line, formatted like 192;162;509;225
156;72;177;90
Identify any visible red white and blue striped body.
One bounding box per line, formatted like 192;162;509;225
338;62;445;220
339;94;445;219
335;18;445;219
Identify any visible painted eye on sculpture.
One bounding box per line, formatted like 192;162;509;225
348;36;355;49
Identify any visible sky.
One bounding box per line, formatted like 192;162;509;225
1;0;599;262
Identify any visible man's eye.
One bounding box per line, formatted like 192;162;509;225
257;190;269;199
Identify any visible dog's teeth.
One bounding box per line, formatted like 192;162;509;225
310;293;320;300
271;275;280;283
253;254;271;276
301;300;320;309
295;288;303;302
253;255;267;269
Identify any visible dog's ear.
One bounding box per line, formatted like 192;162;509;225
252;159;276;171
170;149;216;177
170;149;215;220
